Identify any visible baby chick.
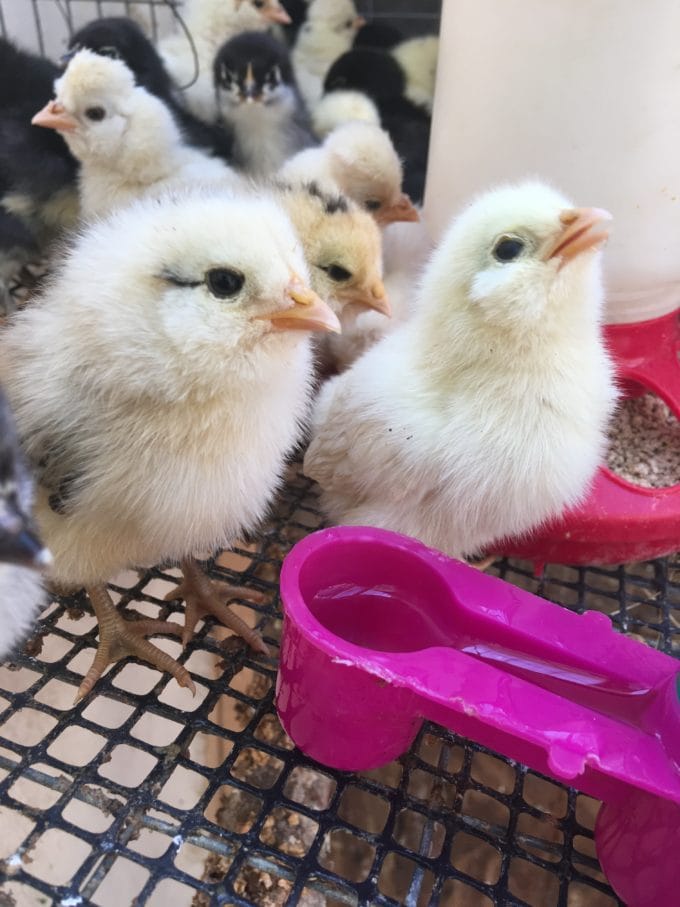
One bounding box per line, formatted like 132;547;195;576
214;31;315;177
304;182;617;560
279;121;418;226
0;386;50;660
159;0;292;123
272;181;389;371
32;50;240;219
323;48;431;202
291;0;365;109
0;189;339;700
68;17;234;161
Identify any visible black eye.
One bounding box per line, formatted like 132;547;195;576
253;0;265;7
345;19;353;27
206;267;245;298
84;106;106;121
364;199;381;212
323;264;352;282
493;236;525;262
98;46;122;60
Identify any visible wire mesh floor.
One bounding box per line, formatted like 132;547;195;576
0;463;677;906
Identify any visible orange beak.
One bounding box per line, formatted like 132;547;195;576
32;100;78;133
261;278;341;333
353;16;367;29
542;207;612;269
265;2;292;25
374;193;420;226
338;280;391;317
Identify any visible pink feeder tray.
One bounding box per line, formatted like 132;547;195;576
498;308;680;566
277;526;680;907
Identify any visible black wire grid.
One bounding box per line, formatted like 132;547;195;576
2;2;679;905
0;463;677;906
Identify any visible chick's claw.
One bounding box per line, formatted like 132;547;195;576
75;584;195;704
166;559;269;655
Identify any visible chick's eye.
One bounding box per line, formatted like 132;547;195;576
364;199;381;212
493;235;525;263
324;264;352;282
252;0;265;7
85;106;106;121
98;46;122;60
206;267;245;298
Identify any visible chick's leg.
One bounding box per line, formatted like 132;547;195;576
76;583;195;703
165;558;268;655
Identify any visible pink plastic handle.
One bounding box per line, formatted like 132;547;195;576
277;526;680;906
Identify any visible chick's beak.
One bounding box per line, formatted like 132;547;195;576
375;193;420;226
542;207;612;268
32;100;78;133
261;278;341;333
339;280;391;317
265;2;292;24
353;16;367;29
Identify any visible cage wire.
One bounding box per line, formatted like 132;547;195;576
1;1;679;905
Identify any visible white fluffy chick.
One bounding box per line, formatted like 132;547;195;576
0;189;339;700
159;0;291;123
304;181;617;560
391;35;439;114
272;181;389;371
279;120;418;226
291;0;365;109
32;50;240;219
0;386;51;660
311;88;380;138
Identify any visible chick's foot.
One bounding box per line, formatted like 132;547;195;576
166;558;269;655
76;583;195;703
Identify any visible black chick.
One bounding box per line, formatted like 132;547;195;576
67;17;234;161
0;385;49;659
214;31;316;176
0;37;79;312
323;47;430;203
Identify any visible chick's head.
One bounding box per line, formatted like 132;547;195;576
234;0;292;26
215;31;296;110
275;182;388;319
61;190;340;393
32;49;136;161
423;181;611;335
325;122;418;225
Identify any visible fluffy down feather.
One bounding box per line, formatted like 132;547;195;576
304;181;617;559
33;49;240;218
0;189;333;589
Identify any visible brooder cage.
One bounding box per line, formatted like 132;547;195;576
0;2;679;906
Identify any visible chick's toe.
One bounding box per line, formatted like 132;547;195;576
76;583;194;703
166;558;268;654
